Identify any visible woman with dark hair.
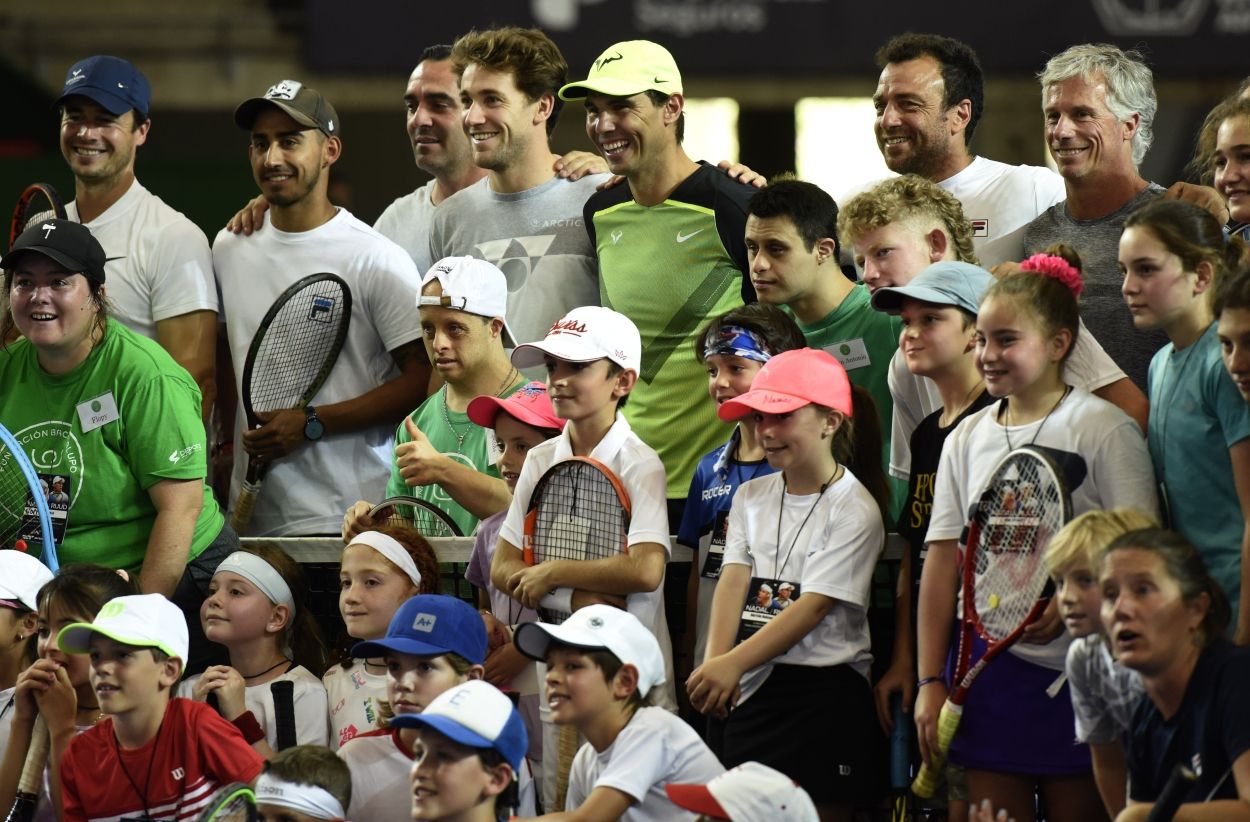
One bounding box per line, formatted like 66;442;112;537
0;219;235;674
1101;528;1250;820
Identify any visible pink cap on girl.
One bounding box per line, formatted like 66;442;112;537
716;348;852;420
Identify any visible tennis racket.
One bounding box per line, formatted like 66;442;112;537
9;184;66;251
367;495;463;537
230;273;352;533
0;424;58;571
912;446;1071;798
1147;764;1198;822
271;679;297;751
3;717;49;822
194;783;257;822
521;457;631;625
521;456;629;810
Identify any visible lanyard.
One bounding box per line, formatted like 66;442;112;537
773;468;839;576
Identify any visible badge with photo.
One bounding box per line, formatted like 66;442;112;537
737;576;801;642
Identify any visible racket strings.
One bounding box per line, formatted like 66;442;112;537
249;280;349;412
18;206;59;235
530;462;629;624
972;455;1065;640
0;446;33;550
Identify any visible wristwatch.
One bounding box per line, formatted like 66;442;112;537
303;406;325;441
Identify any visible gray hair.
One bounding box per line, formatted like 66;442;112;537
1038;43;1156;167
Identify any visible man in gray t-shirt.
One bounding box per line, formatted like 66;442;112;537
1024;184;1166;390
429;28;606;348
1020;45;1167;389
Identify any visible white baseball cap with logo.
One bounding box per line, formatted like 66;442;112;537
0;550;54;612
510;306;641;373
58;593;189;662
419;256;517;347
665;762;819;821
513;604;664;698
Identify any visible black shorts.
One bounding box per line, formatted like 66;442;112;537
721;663;887;805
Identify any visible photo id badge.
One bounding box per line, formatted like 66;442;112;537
32;472;71;544
736;576;801;643
700;510;730;579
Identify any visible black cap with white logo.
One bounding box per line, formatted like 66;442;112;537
1;219;108;284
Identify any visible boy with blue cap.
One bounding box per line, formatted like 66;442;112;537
337;594;535;818
394;680;528;822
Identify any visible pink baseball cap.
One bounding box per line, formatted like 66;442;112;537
467;381;566;432
717;348;851;421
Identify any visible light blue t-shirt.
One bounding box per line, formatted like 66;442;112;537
1148;322;1250;626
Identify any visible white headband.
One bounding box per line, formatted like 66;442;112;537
216;552;295;612
254;773;345;820
348;531;423;589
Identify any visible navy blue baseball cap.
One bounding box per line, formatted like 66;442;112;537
389;680;529;772
55;56;151;118
352;594;487;665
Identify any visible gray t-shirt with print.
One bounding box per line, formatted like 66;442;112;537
1023;183;1167;390
428;174;606;347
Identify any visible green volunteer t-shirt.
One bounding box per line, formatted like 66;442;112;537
794;284;906;519
386;382;523;536
0;319;223;571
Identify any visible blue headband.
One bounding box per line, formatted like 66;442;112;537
703;325;772;364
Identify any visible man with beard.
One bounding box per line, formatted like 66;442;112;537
872;34;1066;268
213;81;428;537
227;44;604;277
55;55;219;421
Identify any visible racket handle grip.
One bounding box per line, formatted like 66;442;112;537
1146;764;1197;822
889;692;912;790
911;701;963;799
271;680;297;751
230;481;261;533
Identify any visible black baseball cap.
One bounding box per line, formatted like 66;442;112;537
2;220;108;284
234;79;339;137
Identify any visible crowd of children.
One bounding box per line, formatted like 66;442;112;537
14;33;1250;822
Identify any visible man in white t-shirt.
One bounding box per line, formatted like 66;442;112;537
226;44;605;279
838;174;1147;481
214;80;427;537
871;33;1066;268
54;55;218;421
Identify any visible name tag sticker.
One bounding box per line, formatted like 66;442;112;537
76;393;119;433
827;338;871;371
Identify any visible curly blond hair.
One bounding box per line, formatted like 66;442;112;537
836;174;979;265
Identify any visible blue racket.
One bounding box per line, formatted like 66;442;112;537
0;423;58;571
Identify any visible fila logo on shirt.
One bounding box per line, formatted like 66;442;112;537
969;219;989;238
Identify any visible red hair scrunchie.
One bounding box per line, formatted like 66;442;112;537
1019;253;1084;296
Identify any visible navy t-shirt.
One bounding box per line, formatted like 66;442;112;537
1128;639;1250;802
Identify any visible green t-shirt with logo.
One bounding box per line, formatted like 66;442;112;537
386;382;523;536
585;162;756;498
794;284;906;518
0;319;223;571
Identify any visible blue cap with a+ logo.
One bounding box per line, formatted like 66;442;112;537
352;594;487;665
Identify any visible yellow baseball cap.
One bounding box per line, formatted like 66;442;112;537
558;40;682;101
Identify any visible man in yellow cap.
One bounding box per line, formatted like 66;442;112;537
560;41;757;524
